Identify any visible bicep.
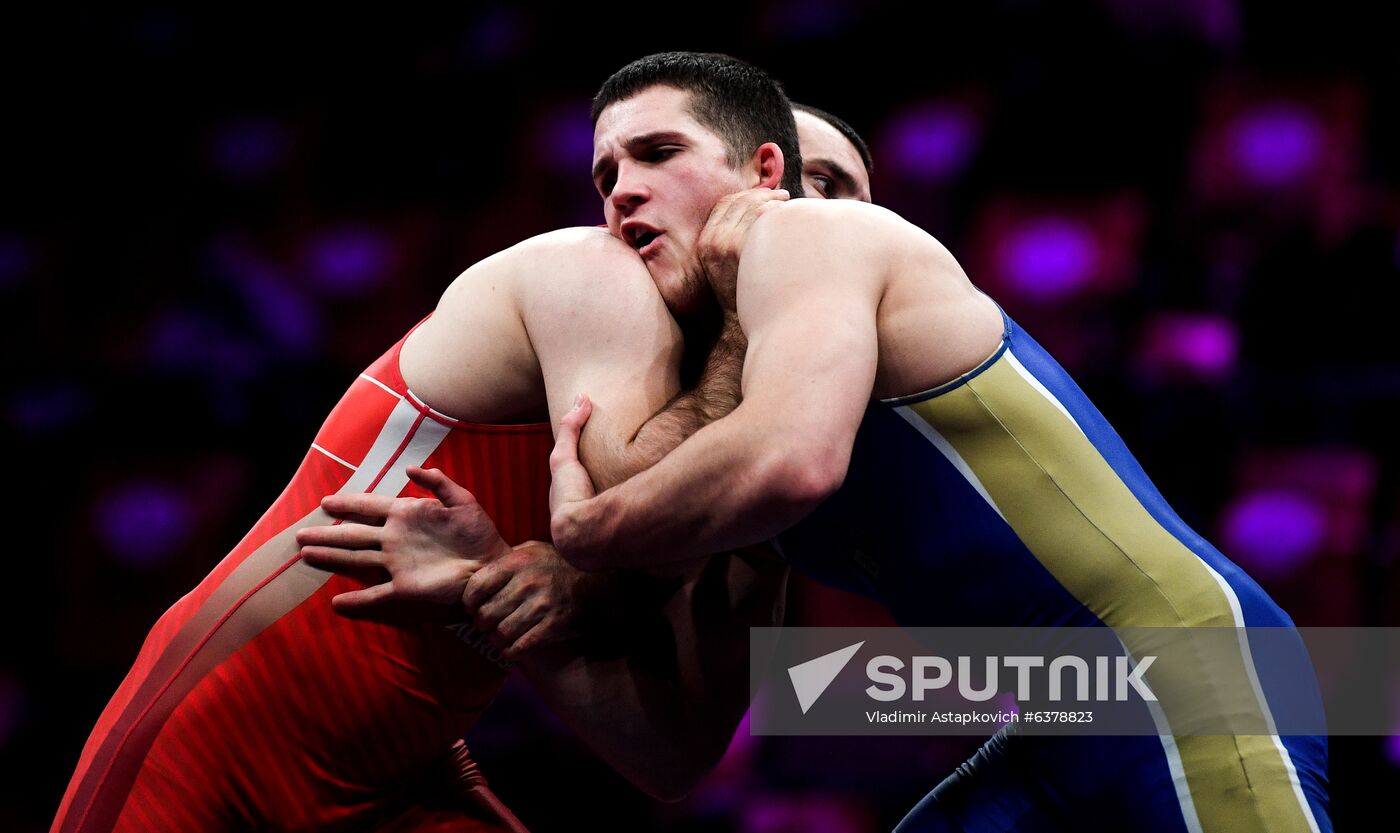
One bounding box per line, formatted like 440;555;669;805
518;238;684;483
733;228;881;453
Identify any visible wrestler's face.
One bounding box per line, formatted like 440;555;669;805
796;110;872;202
593;85;754;316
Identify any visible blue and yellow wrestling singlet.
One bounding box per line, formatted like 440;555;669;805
774;307;1330;833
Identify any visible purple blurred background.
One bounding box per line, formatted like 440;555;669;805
4;2;1398;830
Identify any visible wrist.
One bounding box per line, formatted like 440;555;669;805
551;498;596;567
485;535;513;562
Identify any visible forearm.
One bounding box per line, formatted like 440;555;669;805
556;403;838;570
587;315;746;491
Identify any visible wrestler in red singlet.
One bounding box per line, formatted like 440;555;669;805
53;322;548;832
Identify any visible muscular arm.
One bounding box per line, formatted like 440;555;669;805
299;466;788;802
597;314;746;489
515;230;743;491
552;203;889;569
635;314;746;471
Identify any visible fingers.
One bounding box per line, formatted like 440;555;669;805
549;395;594;495
321;492;396;520
730;188;788;228
296;523;382;550
298;546;385;571
330;512;389;528
504;614;579;660
472;593;516;633
697;187;788;314
709;187;788;227
462;564;513;613
751;190;789;221
563;393;593;435
699;193;745;247
406;466;477;509
549;395;592;474
491;604;541;648
330;582;397;612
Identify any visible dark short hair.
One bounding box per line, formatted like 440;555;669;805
592;52;805;196
792;101;874;176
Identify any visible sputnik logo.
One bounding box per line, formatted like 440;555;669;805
787;641;864;714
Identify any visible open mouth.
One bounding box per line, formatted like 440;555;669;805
623;223;663;255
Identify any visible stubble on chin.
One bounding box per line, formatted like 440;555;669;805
665;255;716;321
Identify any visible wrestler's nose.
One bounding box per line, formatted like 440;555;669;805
610;161;650;215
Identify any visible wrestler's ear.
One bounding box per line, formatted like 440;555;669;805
750;142;784;190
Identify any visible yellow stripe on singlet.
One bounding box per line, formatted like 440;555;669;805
899;352;1319;833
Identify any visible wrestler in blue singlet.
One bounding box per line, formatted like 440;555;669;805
774;306;1330;833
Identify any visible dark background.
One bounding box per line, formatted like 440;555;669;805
3;2;1397;830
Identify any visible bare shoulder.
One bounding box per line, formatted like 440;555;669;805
510;227;650;285
482;228;673;352
736;202;906;299
432;227;659;322
437;226;633;290
745;200;962;279
501;228;665;321
502;226;632;262
747;200;943;258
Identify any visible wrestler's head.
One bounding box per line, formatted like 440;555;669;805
591;52;801;316
793;103;873;203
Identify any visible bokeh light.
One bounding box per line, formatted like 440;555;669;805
998;217;1100;301
1139;313;1238;382
304;225;394;296
92;481;195;569
881;102;979;184
1221;489;1327;579
1230;103;1323;188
